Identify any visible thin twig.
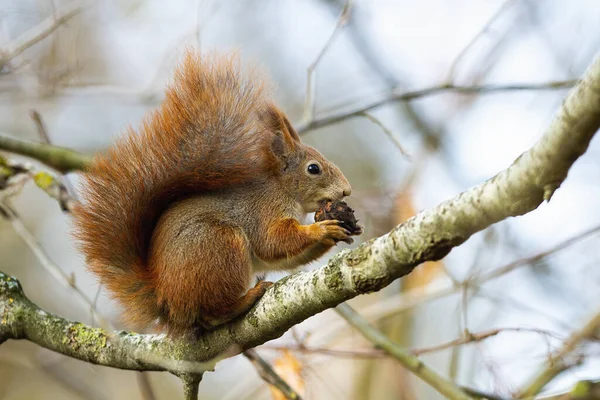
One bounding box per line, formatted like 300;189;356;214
360;112;411;159
518;311;600;398
90;285;102;328
264;327;561;359
0;1;85;68
303;0;352;123
243;349;302;400
411;327;561;356
296;80;577;134
0;201;111;329
264;344;386;359
29;111;77;192
29;110;78;207
445;0;518;83
29;110;52;144
477;224;600;283
335;303;473;400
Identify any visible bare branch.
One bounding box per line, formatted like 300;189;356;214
29;110;52;144
243;349;303;400
296;80;578;134
0;271;230;373
0;134;92;173
360;112;411;159
445;0;518;83
266;327;560;360
0;1;86;68
29;110;78;202
180;373;203;400
303;0;352;123
411;327;561;357
335;303;473;400
518;311;600;398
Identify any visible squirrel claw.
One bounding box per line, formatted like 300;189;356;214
316;220;353;244
254;280;274;291
351;226;363;236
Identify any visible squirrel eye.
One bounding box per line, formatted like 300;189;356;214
307;163;321;175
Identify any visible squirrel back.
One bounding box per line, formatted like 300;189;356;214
72;51;277;328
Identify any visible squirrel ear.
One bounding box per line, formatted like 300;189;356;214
264;103;300;147
270;131;289;163
264;103;300;168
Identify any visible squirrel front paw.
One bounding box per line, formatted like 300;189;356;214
314;220;354;245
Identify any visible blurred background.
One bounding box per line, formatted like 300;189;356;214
1;0;600;399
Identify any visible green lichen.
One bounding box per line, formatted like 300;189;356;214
245;308;260;328
64;323;108;353
323;254;345;292
33;171;55;190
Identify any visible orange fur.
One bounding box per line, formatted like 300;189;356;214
72;50;357;336
73;51;273;329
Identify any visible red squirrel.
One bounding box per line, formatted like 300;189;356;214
72;50;360;336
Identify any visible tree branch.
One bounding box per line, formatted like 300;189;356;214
335;303;473;400
0;1;86;68
0;271;232;373
296;80;578;134
180;373;202;400
243;349;303;400
303;0;352;123
0;134;92;173
518;310;600;399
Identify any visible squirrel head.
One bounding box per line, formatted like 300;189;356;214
264;104;352;213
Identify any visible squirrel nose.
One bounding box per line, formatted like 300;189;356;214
342;188;352;197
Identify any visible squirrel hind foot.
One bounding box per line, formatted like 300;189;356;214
178;280;274;339
198;280;274;330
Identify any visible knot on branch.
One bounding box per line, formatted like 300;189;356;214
0;272;25;340
417;234;465;263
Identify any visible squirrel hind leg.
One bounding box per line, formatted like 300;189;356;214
149;214;268;335
197;280;274;330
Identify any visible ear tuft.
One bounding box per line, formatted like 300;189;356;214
263;103;300;168
264;103;300;146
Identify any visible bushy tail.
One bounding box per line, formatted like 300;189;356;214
72;50;274;328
